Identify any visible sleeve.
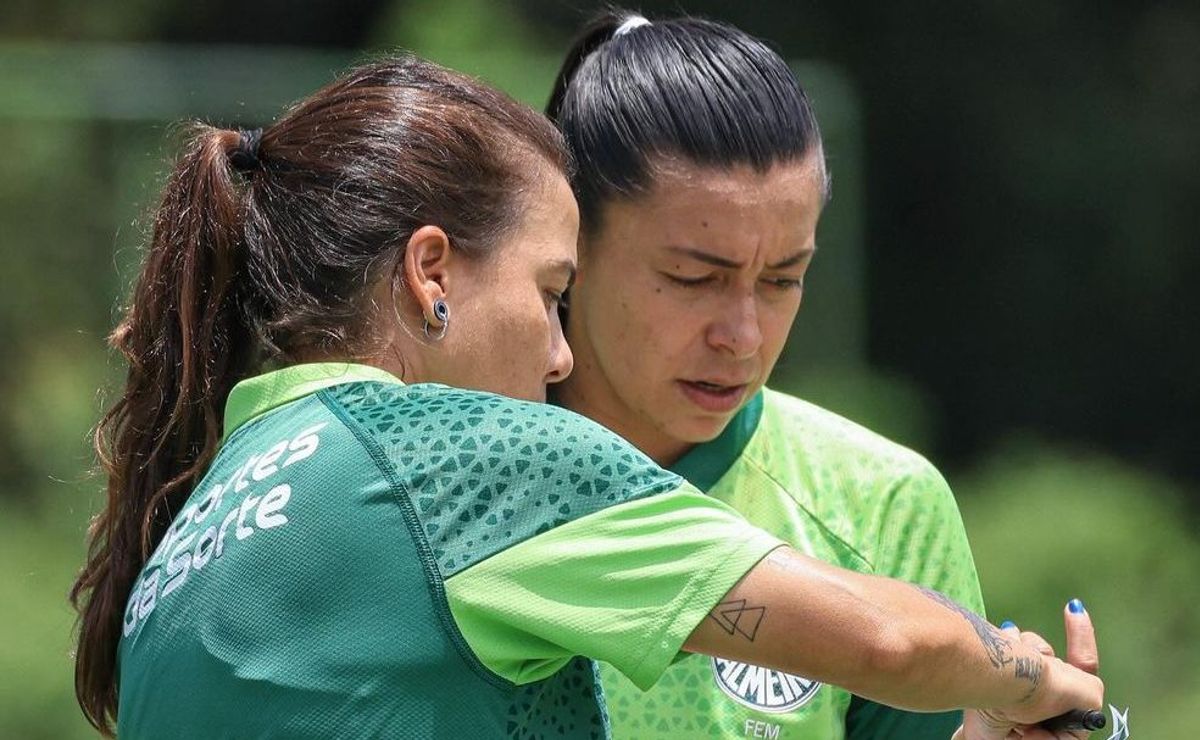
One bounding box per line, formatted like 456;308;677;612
443;482;783;691
331;383;785;691
846;458;985;740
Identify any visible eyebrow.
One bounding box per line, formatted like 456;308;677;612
767;246;817;269
665;245;816;271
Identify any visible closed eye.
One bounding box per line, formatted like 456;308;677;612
662;272;715;287
763;277;804;290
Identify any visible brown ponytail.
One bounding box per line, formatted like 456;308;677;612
69;56;569;735
70;125;256;733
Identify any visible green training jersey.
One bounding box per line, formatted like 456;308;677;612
116;363;783;739
600;388;985;740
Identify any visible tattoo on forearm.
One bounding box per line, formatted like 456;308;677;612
917;587;1013;669
1014;655;1044;701
708;599;766;641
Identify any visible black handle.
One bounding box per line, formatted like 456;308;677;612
1039;708;1107;732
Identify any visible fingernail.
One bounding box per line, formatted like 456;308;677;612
1000;620;1016;629
1068;598;1086;614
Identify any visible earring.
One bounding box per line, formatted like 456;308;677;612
423;298;449;340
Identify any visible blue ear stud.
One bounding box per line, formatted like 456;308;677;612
424;298;449;340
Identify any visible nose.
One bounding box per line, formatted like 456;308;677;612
708;292;763;360
546;330;574;385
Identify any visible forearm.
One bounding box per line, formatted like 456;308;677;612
684;547;1044;712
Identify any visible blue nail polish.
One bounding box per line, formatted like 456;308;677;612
1000;620;1016;630
1068;598;1086;614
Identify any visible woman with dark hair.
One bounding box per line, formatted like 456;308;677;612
72;55;1099;739
548;12;1101;740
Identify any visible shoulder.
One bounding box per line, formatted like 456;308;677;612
753;387;949;498
325;381;682;572
328;381;662;479
326;381;599;429
751;389;976;585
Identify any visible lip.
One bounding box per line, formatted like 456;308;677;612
676;379;749;414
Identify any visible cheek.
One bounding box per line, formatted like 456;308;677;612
593;284;702;375
758;301;801;363
500;297;556;372
449;288;547;391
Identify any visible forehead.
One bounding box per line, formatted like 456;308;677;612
602;155;825;247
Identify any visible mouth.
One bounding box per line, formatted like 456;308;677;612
677;379;750;413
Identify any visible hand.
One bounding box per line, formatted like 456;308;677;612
955;600;1103;740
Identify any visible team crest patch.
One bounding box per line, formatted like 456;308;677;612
711;657;822;713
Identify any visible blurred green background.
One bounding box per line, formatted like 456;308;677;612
1;0;1196;736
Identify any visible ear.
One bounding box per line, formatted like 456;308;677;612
401;225;452;328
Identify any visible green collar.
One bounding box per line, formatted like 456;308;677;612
669;391;764;491
223;362;403;439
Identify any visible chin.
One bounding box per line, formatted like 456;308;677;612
513;384;547;404
672;414;731;444
472;379;543;403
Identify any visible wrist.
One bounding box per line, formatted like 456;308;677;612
961;708;1022;740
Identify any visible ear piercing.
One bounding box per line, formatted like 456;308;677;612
424;298;449;340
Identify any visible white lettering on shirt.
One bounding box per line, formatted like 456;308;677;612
743;719;781;739
121;423;325;639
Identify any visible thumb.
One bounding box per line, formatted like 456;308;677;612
1063;598;1099;675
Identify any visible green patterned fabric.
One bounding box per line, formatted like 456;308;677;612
600;388;985;740
328;381;681;576
445;487;783;690
117;363;782;739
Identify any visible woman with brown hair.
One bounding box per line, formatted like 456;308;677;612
71;55;1100;738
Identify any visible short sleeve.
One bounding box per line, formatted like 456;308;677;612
325;381;783;688
443;483;784;689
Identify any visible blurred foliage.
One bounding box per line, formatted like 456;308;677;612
958;443;1200;739
0;496;95;739
771;368;939;454
0;0;1196;736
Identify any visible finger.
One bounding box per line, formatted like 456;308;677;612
1014;728;1084;740
1063;599;1099;674
999;621;1055;657
1020;630;1055;657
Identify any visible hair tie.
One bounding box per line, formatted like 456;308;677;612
614;16;651;37
229;128;263;173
